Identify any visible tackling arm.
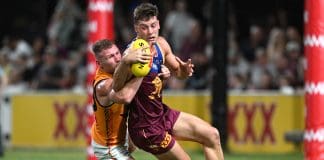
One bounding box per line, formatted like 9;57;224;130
113;59;133;92
96;76;143;106
109;77;143;104
113;47;151;91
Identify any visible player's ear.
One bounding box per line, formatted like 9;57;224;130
96;60;100;66
134;24;139;33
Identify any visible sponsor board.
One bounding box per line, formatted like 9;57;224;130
11;92;304;153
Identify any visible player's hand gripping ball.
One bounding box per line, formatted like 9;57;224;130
131;39;152;77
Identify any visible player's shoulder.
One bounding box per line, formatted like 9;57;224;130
96;78;113;95
156;36;171;48
156;36;172;53
157;36;168;44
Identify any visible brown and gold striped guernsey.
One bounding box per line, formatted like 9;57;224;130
91;68;127;146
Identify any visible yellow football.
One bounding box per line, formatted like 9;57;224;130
131;39;152;77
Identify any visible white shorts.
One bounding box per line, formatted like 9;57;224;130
91;140;132;160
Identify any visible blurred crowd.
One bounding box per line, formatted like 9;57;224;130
0;0;304;94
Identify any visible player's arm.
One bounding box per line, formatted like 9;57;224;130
113;47;151;91
96;77;143;105
109;77;143;104
158;37;194;79
95;78;114;106
112;51;133;92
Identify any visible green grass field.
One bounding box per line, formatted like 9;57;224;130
0;148;303;160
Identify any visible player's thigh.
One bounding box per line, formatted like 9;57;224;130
173;112;215;143
155;141;190;160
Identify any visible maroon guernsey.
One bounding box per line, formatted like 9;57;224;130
127;42;180;154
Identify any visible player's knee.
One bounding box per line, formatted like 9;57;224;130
205;127;221;147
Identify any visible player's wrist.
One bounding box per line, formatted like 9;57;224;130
121;57;132;65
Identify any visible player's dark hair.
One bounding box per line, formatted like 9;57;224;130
92;39;114;57
133;3;159;24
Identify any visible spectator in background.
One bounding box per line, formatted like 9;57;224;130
114;0;135;47
258;70;276;90
286;26;302;45
178;20;209;89
8;54;30;88
272;54;294;86
228;73;246;91
64;49;87;92
0;35;33;65
285;27;303;88
22;36;46;88
247;47;275;90
0;51;29;105
278;75;294;94
0;62;8;94
31;47;66;90
162;0;195;53
285;41;303;88
0;53;8;81
266;27;286;63
227;27;250;91
30;36;46;57
0;0;305;93
227;50;250;90
47;0;84;50
240;25;267;62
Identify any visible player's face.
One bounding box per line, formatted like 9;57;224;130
135;16;160;45
98;45;121;74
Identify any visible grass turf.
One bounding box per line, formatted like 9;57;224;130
0;148;303;160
